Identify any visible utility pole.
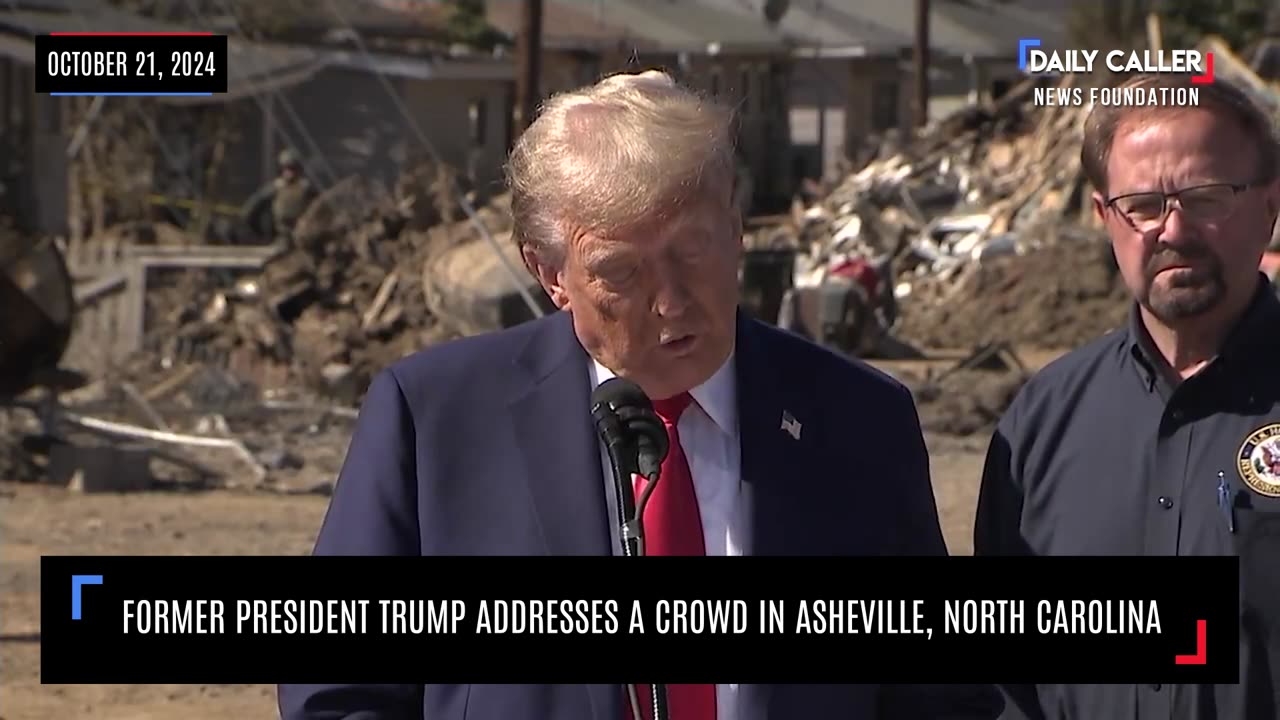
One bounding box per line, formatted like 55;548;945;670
514;0;543;136
913;0;929;128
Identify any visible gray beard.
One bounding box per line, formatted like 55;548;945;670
1141;269;1225;321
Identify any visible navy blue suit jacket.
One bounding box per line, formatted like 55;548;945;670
278;309;1001;720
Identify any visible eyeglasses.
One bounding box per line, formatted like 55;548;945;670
1105;182;1260;232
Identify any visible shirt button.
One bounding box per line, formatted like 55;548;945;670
1157;496;1174;509
1171;409;1184;421
1150;684;1162;691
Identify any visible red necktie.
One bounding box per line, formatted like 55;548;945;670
624;392;717;720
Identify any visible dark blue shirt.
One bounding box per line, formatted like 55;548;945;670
974;274;1280;720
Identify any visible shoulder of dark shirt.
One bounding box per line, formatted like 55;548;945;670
1000;325;1130;436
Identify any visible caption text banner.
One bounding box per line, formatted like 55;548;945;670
41;555;1238;684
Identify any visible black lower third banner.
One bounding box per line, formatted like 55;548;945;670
42;556;1237;684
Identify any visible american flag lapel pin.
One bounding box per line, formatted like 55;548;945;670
781;410;801;440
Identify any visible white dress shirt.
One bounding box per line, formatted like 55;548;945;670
588;352;748;719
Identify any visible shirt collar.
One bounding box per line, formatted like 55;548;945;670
589;351;739;438
1125;302;1163;393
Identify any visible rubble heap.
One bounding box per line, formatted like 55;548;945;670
756;74;1130;352
125;161;516;405
0;155;562;491
846;73;1090;243
896;228;1129;349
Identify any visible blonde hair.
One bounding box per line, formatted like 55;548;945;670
506;69;738;265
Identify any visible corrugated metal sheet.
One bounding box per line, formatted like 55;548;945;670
812;1;1003;58
935;0;1068;57
322;48;515;81
697;0;1069;60
487;0;642;50
491;0;791;54
6;0;101;11
596;0;790;52
697;0;905;56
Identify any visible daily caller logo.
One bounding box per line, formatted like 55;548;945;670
1018;38;1214;107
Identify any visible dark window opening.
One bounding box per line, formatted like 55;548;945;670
871;80;899;132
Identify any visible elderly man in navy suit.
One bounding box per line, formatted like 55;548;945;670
279;70;1000;720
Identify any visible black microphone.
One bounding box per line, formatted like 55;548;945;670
589;376;671;720
590;377;671;558
591;378;669;479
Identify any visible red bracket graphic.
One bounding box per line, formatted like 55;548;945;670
1192;53;1215;84
1174;619;1207;665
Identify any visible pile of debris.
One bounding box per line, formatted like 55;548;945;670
0;148;565;491
120;161;533;405
758;73;1099;303
0;158;558;491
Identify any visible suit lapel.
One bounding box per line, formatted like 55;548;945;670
735;311;802;558
507;313;626;720
507;311;612;557
737;314;846;719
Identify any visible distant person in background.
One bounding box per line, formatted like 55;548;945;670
279;69;1001;720
974;72;1280;719
241;148;316;244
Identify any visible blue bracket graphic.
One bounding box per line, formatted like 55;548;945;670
1018;38;1041;71
71;575;103;620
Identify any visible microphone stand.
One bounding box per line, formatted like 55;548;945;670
592;404;670;720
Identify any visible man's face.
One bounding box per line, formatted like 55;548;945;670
1094;108;1280;325
527;191;743;400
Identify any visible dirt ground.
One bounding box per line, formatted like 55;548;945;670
0;486;325;719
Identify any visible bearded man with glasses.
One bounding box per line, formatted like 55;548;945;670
974;72;1280;720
